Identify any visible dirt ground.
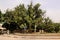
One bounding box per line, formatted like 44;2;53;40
0;33;60;40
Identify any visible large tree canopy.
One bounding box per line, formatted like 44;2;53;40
2;3;45;32
0;3;60;33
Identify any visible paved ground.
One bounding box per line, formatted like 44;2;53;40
0;34;60;40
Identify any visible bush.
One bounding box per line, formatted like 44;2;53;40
54;26;60;33
44;26;54;33
2;22;10;30
9;22;20;32
2;22;20;33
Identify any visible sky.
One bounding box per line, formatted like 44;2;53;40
0;0;60;23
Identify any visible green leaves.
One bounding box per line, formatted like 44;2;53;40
1;3;56;33
3;3;45;32
20;23;27;28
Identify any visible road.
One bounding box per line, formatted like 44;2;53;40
0;34;60;40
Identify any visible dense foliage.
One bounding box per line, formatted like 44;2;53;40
0;3;60;33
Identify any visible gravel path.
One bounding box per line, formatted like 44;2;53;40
0;34;60;40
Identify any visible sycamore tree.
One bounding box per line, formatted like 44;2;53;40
14;4;27;31
23;3;45;32
54;23;60;33
33;3;44;32
0;10;3;23
43;17;55;33
4;10;14;23
0;10;2;23
0;10;4;23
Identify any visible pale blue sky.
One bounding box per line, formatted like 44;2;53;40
0;0;60;23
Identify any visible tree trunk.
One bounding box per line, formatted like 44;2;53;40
7;30;10;34
34;25;37;33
